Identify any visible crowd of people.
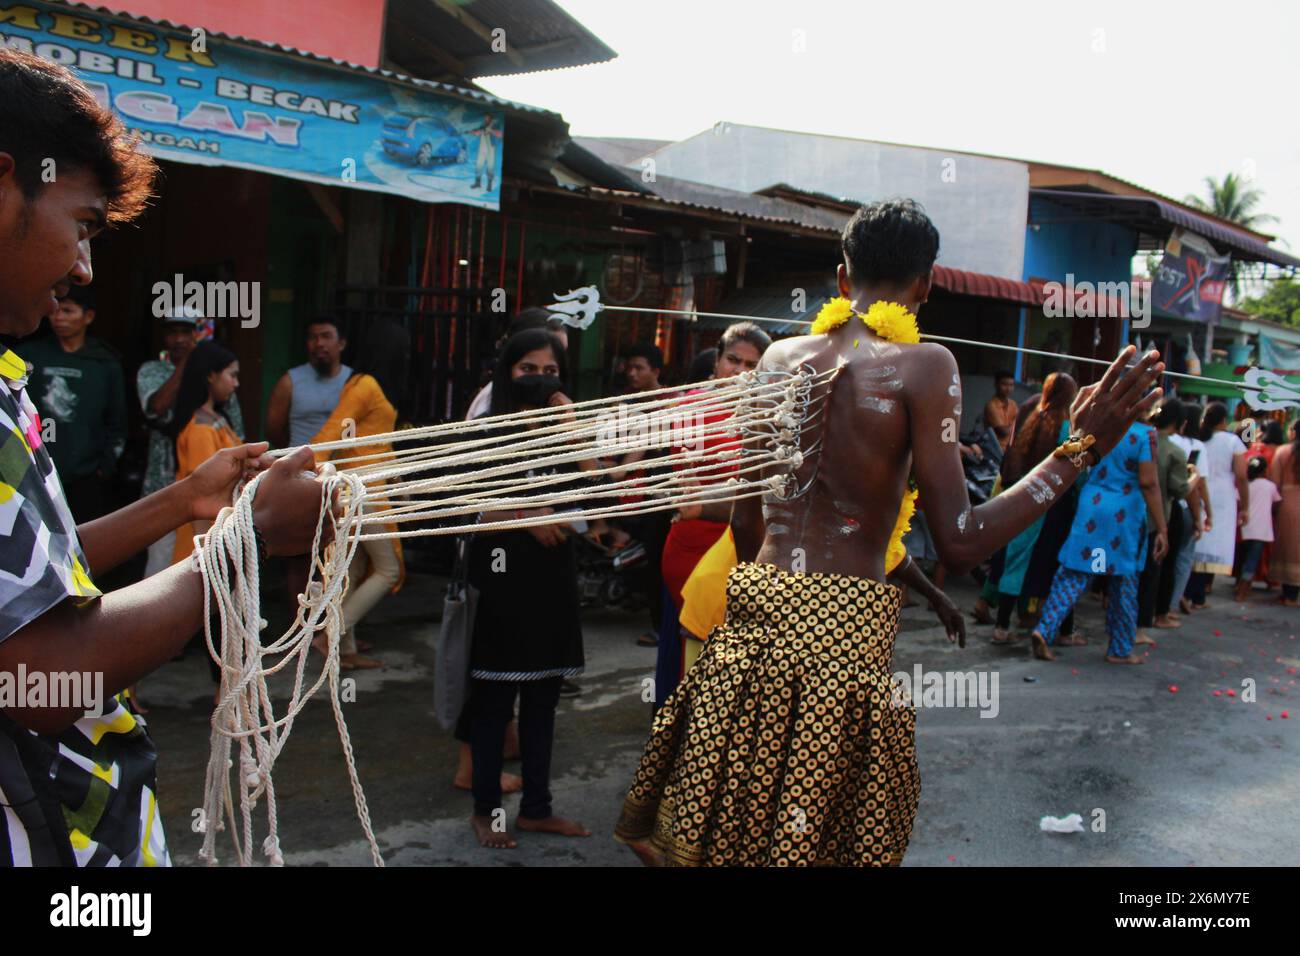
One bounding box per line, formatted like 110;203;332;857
13;222;1300;856
958;378;1300;661
1;46;1295;869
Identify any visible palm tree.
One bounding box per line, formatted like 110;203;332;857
1183;173;1279;302
1184;173;1278;230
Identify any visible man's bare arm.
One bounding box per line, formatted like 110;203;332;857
887;555;965;646
265;373;292;447
909;345;1164;575
145;355;187;418
0;564;206;734
1;447;327;734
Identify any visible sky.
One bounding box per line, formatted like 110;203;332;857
483;0;1300;264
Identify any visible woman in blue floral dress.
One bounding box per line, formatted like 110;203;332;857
1031;420;1168;663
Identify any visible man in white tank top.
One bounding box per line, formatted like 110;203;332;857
265;316;352;448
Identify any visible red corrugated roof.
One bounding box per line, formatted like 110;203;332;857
932;265;1045;307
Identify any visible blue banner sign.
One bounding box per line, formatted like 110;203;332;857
0;1;504;208
1152;230;1230;324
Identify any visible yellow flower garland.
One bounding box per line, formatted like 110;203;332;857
813;297;920;572
812;296;921;343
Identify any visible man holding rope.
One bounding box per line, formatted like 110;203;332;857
0;49;327;867
615;199;1166;866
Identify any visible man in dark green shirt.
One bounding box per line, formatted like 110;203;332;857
1138;399;1190;635
21;284;126;522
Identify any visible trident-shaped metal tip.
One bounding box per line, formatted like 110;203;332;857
547;286;603;329
1242;367;1300;411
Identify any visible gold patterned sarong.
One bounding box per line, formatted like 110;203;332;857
615;562;919;866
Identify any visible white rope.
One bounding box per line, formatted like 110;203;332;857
194;467;383;867
187;365;832;864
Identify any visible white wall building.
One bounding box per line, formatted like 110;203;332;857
636;123;1029;280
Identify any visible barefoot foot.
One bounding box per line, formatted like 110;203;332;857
1106;654;1146;665
626;839;664;866
470;815;517;849
1031;632;1057;661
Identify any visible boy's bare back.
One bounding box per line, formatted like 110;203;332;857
749;326;957;582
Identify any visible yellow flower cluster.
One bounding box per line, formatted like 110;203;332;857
811;296;920;343
811;297;921;574
884;488;917;575
810;297;855;334
861;301;921;345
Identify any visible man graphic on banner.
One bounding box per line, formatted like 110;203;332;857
468;114;502;192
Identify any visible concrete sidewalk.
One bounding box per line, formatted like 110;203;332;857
142;570;1300;866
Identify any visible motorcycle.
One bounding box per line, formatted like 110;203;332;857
961;424;1004;506
570;522;649;610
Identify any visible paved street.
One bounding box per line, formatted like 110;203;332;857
144;569;1300;867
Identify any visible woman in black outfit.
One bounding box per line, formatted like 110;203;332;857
466;328;599;849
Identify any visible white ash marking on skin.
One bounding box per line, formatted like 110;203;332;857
862;366;898;379
1026;476;1056;504
953;404;962;416
1046;471;1063;487
869;379;904;392
768;523;790;536
978;520;985;531
763;503;793;523
957;508;970;533
832;519;861;538
859;396;896;415
834;500;864;517
947;374;960;397
878;344;901;357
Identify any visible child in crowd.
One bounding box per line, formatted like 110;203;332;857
1236;456;1282;602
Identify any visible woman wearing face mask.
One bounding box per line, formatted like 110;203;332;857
464;328;597;850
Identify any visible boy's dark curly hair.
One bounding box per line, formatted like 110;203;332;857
0;48;156;224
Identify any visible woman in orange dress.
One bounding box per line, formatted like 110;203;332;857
171;341;242;565
167;341;243;694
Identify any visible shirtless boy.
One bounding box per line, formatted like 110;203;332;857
614;199;1164;867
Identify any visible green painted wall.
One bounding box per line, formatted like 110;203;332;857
262;179;339;426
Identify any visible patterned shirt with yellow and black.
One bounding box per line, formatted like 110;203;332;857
0;346;169;866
